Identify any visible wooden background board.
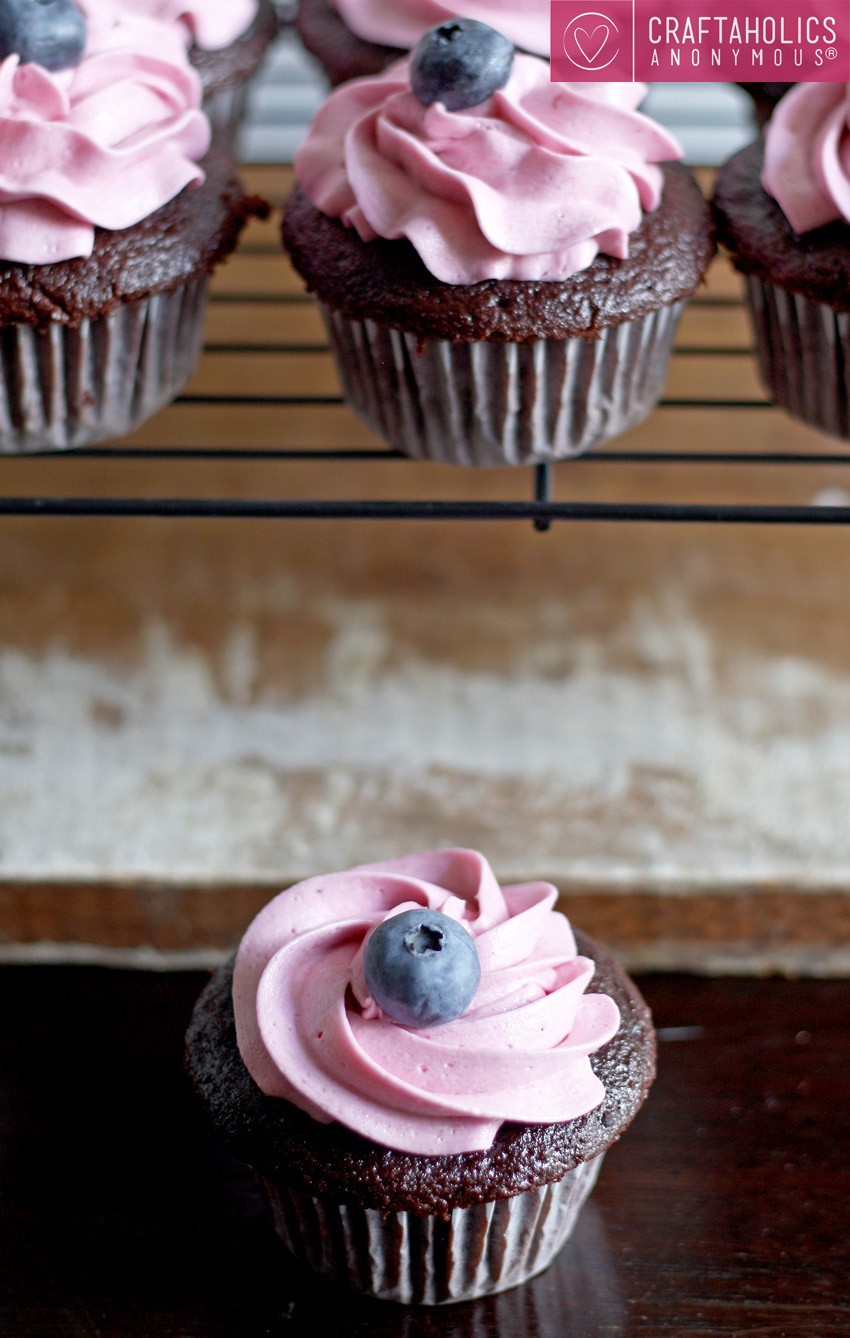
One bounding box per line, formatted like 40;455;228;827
2;167;850;972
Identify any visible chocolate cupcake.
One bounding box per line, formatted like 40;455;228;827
186;848;655;1305
296;0;549;86
0;2;265;453
736;82;794;129
283;37;714;466
113;0;279;150
714;84;850;440
296;0;400;85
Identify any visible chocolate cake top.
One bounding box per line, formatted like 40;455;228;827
714;138;850;311
295;0;401;87
185;930;656;1220
0;154;268;332
191;0;278;94
283;164;714;344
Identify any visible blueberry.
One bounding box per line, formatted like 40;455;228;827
364;909;481;1028
410;20;514;113
0;0;87;72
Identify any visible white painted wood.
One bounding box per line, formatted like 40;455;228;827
3;593;850;888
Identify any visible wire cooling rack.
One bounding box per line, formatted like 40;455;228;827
2;186;850;529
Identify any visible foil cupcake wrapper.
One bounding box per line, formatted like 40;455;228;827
259;1154;603;1305
0;279;208;454
746;276;850;440
321;303;684;466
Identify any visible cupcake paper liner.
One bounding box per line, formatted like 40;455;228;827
203;85;253;154
745;275;850;440
197;0;279;151
0;278;208;454
258;1153;603;1305
321;302;684;466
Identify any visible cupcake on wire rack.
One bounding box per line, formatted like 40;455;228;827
714;82;850;440
735;82;793;128
0;0;266;453
112;0;279;150
296;0;549;86
186;847;656;1305
283;22;715;467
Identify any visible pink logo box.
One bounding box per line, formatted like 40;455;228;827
551;0;849;82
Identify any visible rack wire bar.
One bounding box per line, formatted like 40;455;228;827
172;393;775;410
533;463;553;533
15;447;850;466
2;248;849;526
2;497;850;525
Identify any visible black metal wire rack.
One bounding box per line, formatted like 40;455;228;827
2;257;850;529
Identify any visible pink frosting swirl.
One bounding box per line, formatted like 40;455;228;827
233;848;620;1155
112;0;260;52
0;0;210;265
334;0;550;58
762;83;850;235
295;57;683;284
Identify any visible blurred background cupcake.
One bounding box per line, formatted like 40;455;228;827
283;26;715;467
116;0;280;149
714;82;850;441
735;82;794;128
0;0;265;453
296;0;549;85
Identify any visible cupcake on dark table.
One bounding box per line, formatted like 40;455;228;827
283;22;715;466
296;0;550;86
112;0;279;150
0;0;266;453
186;848;656;1305
714;82;850;440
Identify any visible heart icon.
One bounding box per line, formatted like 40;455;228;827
574;23;609;64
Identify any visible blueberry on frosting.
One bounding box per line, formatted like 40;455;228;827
0;0;86;71
410;20;514;113
364;908;481;1028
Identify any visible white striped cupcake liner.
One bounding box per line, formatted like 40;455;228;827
321;302;685;466
745;275;850;440
203;85;252;154
259;1153;603;1305
0;278;208;454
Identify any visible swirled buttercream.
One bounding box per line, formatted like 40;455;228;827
233;848;620;1155
762;82;850;235
294;57;683;284
112;0;260;52
333;0;550;58
0;1;209;265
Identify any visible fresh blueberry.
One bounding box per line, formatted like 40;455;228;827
410;20;514;113
0;0;87;72
364;908;481;1028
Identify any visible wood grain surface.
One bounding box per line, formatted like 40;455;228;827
3;168;850;970
1;966;847;1336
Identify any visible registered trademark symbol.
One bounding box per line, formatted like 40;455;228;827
826;45;838;59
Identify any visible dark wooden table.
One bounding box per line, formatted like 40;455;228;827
1;966;847;1337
